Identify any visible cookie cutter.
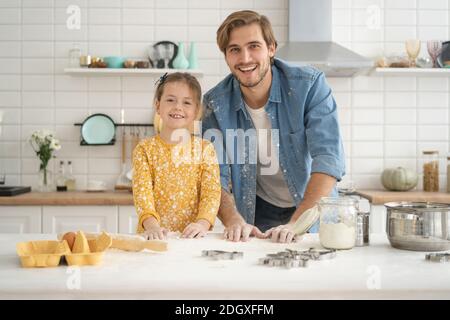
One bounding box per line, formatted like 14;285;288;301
259;248;336;269
425;252;450;263
201;250;243;260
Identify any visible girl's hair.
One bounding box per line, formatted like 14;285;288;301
153;72;203;133
216;10;278;64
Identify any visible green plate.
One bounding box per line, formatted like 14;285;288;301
81;114;116;144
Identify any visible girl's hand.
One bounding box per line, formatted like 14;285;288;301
142;216;168;240
181;219;211;239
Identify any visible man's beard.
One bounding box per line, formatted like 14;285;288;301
234;62;270;88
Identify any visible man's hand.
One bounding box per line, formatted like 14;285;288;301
264;223;299;243
223;218;265;242
181;219;210;239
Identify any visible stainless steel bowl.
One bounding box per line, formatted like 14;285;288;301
385;202;450;251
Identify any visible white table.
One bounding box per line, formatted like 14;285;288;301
1;233;450;299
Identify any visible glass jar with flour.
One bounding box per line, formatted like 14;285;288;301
318;197;358;250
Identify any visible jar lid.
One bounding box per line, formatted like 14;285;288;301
318;196;358;206
423;150;439;154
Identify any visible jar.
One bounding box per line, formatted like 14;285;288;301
423;150;439;192
68;43;81;68
447;156;450;193
318;197;358;250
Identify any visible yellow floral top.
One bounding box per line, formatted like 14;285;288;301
132;134;221;233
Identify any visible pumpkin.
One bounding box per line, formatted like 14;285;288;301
381;167;418;191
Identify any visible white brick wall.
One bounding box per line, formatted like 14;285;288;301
0;0;449;191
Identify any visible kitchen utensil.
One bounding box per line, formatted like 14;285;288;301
318;197;358;250
425;252;450;263
62;232;168;252
292;205;320;235
427;40;442;68
151;41;178;69
136;60;150;68
356;211;370;246
81;113;116;145
115;128;131;190
385;201;450;251
87;180;107;192
0;186;31;196
79;55;91;67
259;248;336;269
201;250;243;260
103;56;126;68
405;39;421;67
123;60;136;68
437;41;450;67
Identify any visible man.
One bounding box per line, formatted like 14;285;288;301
202;10;345;243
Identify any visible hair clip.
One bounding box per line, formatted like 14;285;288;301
155;72;168;87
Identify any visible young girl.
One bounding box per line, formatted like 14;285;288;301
132;72;221;240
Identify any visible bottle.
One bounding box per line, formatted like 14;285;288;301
423;150;439;192
68;43;81;68
318;197;358;250
172;42;189;69
56;161;67;192
188;42;199;70
447;156;450;193
65;160;76;191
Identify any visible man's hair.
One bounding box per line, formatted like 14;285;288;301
216;10;278;64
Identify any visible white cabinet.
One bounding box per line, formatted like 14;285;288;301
42;206;118;234
0;206;42;233
118;206;138;234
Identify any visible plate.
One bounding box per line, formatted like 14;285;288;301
81;113;116;145
437;41;450;68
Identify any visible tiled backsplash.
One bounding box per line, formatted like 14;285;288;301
0;0;449;191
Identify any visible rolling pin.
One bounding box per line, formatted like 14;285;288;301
58;232;168;252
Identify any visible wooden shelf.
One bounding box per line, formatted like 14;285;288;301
64;68;203;77
371;67;450;77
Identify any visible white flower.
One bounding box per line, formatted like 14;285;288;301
50;138;61;150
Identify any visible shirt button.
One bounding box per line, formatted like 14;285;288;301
283;169;286;173
294;194;298;198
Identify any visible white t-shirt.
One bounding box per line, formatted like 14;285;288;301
244;102;295;208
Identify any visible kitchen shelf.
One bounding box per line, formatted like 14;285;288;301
64;68;203;77
371;67;450;77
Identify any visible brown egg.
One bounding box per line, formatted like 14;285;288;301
62;232;76;252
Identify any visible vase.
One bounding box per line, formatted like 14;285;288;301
172;42;189;69
188;42;199;70
38;167;53;192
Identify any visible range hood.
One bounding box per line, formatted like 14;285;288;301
277;0;374;77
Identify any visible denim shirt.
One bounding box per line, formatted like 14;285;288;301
201;58;346;229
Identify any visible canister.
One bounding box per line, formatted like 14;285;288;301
356;211;370;246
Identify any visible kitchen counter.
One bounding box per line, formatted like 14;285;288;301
1;233;450;299
3;190;450;207
356;190;450;205
0;191;133;206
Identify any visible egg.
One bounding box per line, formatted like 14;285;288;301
62;232;76;251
